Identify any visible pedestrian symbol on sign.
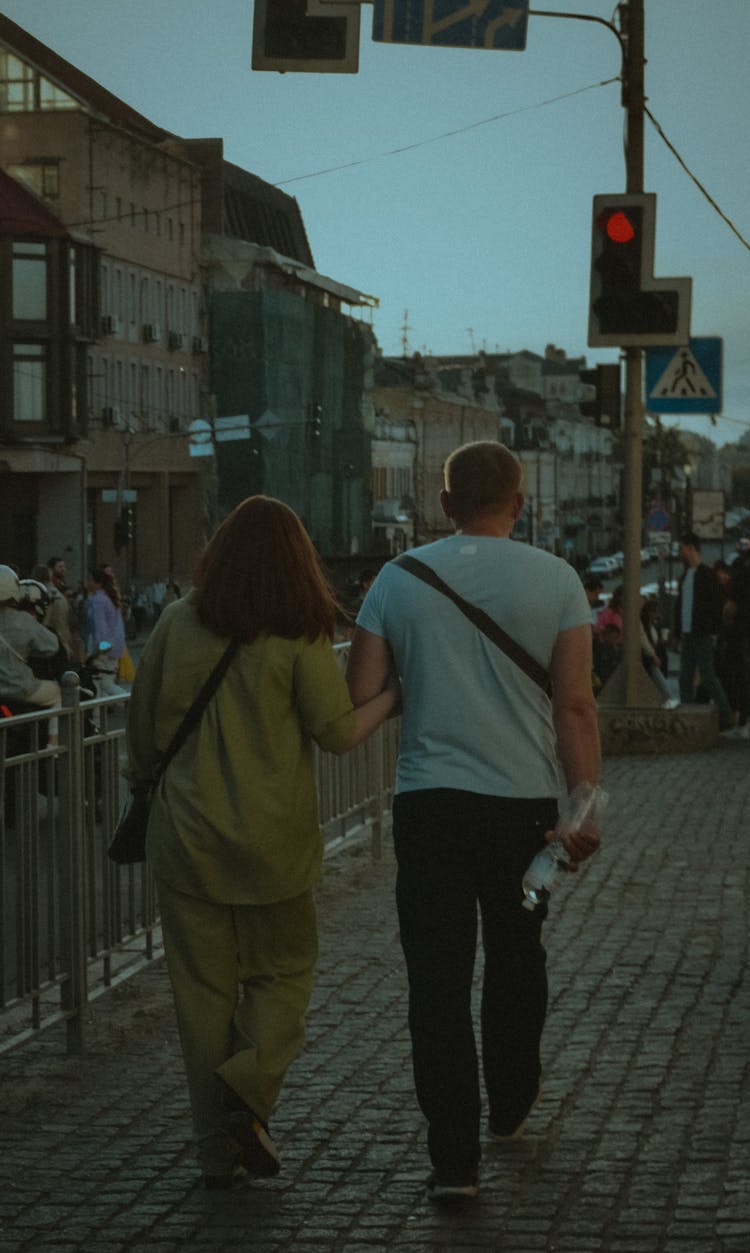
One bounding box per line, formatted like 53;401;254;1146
652;347;716;400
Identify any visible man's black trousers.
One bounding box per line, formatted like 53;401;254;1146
393;788;558;1182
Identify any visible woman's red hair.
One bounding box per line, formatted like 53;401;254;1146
194;496;342;643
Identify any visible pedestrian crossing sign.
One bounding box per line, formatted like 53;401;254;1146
645;337;722;414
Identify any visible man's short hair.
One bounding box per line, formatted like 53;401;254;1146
679;531;701;550
443;441;521;523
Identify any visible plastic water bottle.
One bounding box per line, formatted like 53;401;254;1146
521;782;605;911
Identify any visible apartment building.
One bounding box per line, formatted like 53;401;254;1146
0;15;205;584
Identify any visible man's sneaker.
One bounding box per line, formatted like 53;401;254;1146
228;1110;281;1178
426;1173;479;1202
488;1092;540;1141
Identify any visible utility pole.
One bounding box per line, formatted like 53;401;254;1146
618;0;661;706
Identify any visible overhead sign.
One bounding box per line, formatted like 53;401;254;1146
372;0;529;50
215;414;251;443
101;489;138;503
188;418;214;457
645;337;722;415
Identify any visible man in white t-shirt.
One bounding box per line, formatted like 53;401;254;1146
347;441;601;1203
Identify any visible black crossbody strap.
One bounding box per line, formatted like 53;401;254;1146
393;554;550;692
154;638;240;782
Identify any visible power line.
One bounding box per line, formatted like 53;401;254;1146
273;77;621;187
645;105;750;255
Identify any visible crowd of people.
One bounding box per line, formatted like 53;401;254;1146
585;532;750;735
0;556;156;725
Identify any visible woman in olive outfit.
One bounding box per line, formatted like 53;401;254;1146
125;497;398;1188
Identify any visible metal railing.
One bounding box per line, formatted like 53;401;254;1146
0;651;398;1057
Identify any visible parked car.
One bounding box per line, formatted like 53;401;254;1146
587;556;619;578
736;536;750;553
610;551;625;572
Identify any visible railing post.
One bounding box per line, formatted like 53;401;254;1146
369;729;384;861
57;671;88;1055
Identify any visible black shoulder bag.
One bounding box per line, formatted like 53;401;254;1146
108;638;240;864
392;553;550;692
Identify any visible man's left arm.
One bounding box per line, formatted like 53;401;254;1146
550;623;602;866
346;626;399;711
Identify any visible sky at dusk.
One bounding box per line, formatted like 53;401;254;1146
4;0;749;445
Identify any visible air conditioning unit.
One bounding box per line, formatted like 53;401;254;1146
192;335;209;354
143;323;161;343
100;314;122;336
101;405;121;427
168;330;186;351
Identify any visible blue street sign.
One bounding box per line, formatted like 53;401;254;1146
645;337;723;415
372;0;529;50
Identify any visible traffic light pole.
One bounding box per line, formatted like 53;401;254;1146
613;0;663;707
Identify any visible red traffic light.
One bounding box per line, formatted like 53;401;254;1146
603;210;635;244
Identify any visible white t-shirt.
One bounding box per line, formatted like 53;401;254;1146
357;535;591;799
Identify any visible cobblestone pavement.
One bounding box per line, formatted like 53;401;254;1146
1;744;749;1253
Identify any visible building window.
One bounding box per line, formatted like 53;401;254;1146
38;74;77;110
0;52;77;112
13;343;47;422
0;52;34;111
12;241;48;320
7;160;59;200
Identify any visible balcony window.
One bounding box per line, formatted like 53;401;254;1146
12;242;48;321
13;344;47;422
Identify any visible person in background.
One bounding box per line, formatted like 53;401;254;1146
86;566;126;696
125;496;398;1191
675;532;734;732
31;564;75;660
0;566;61;745
596;583;623;635
717;555;750;739
639;596;673;704
164;579;181;606
592;621;622;693
346;441;601;1204
47;555;67;594
582;575;605;628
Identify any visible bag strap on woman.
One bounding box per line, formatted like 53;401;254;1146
151;637;240;786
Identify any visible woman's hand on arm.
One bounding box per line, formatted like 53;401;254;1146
345;626;401;747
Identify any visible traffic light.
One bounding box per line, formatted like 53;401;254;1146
252;0;360;73
588;193;691;348
579;363;622;430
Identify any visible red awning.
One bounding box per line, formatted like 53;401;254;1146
0;169;69;238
